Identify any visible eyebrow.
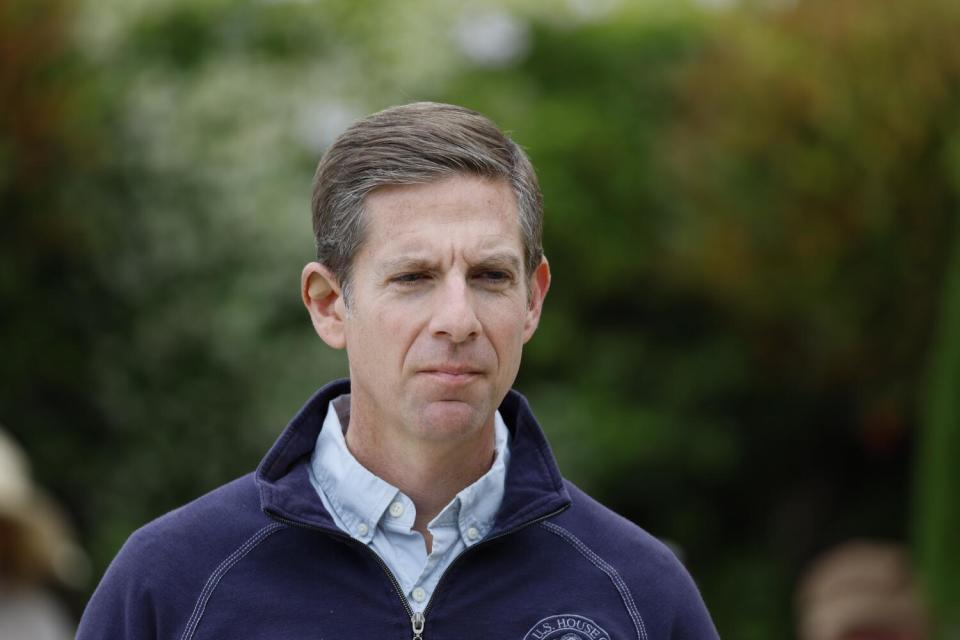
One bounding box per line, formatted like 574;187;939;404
471;252;523;272
377;256;435;277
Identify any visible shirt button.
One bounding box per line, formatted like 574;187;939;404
356;522;369;537
389;502;404;518
466;526;480;541
412;587;427;603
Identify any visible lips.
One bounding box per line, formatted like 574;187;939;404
418;365;484;384
421;365;482;375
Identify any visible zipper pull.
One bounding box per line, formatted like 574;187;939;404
411;611;425;639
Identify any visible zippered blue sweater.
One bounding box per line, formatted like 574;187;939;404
78;380;720;639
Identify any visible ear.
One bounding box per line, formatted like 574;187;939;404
522;257;551;343
301;262;347;349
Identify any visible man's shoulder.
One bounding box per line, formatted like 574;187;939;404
550;479;681;574
126;472;271;557
540;479;718;638
78;473;285;640
97;472;280;603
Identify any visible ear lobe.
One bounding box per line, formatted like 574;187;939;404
301;262;347;349
522;257;551;343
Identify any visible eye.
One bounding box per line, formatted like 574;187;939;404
475;270;514;286
391;272;429;285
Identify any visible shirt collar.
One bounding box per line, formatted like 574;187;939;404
257;379;571;537
309;394;510;546
449;412;510;544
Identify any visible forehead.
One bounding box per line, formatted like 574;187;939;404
359;175;523;259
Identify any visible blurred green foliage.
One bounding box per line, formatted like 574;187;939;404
2;0;958;636
918;217;960;637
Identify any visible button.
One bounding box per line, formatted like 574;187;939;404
389;502;404;518
412;587;427;603
356;522;369;536
466;526;480;541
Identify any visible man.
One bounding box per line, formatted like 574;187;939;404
78;102;719;639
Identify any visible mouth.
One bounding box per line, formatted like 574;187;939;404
418;367;484;385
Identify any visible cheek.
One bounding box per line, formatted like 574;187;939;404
485;308;529;360
371;306;428;365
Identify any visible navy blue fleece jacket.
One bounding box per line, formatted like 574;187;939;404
78;379;719;639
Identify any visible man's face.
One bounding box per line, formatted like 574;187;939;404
340;174;548;444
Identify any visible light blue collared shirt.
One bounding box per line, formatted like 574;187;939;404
308;394;510;612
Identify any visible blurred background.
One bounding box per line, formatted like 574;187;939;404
2;0;958;637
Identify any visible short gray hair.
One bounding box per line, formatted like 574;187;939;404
311;102;543;300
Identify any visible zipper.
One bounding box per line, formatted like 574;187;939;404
266;502;569;639
411;611;425;639
358;536;428;639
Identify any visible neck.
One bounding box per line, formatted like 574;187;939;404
342;401;497;547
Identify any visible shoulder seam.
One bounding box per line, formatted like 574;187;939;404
539;521;649;640
179;522;287;640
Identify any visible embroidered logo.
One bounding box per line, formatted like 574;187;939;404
523;614;611;640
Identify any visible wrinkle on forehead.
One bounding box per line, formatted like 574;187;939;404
360;175;524;268
378;231;521;257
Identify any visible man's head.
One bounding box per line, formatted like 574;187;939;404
301;102;550;447
309;102;543;302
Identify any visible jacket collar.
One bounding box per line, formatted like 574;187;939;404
256;379;571;536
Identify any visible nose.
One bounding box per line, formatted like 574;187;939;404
428;276;481;343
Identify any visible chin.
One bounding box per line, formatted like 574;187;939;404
416;400;488;441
